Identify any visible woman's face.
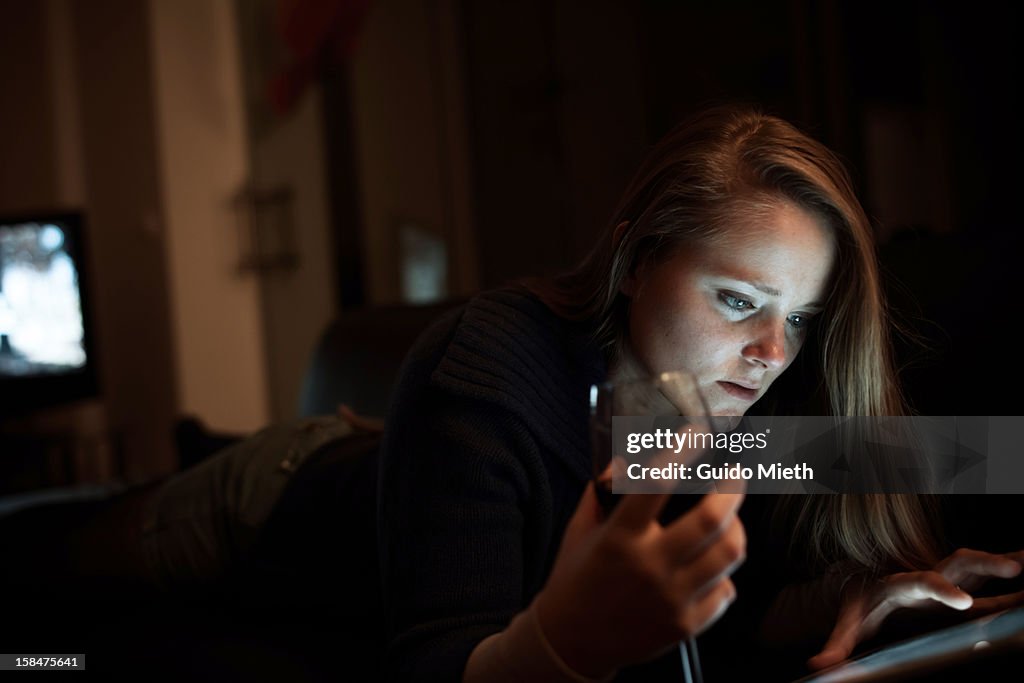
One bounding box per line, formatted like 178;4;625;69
623;201;836;417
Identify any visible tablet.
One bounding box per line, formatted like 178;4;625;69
793;606;1024;682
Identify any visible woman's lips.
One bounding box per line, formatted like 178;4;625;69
718;381;758;401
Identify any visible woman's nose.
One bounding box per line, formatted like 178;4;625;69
741;319;787;370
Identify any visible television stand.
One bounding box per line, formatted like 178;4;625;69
0;399;123;496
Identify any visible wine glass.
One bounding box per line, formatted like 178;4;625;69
589;369;715;683
589;370;716;509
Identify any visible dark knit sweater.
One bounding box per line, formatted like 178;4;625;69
378;288;696;681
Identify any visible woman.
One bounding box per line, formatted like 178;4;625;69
377;104;1022;681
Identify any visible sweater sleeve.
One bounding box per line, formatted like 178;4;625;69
378;366;557;681
376;294;601;681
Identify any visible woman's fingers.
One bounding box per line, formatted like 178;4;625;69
608;492;674;532
807;598;868;670
562;482;605;545
807;642;854;672
677;577;737;637
671;514;746;595
968;589;1024;616
808;570;977;672
807;643;853;671
807;551;1024;675
885;572;973;610
662;494;745;565
937;548;1023;585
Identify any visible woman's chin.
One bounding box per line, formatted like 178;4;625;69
710;414;744;432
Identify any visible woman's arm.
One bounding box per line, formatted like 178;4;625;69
379;391;539;681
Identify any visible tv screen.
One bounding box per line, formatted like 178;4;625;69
0;212;98;417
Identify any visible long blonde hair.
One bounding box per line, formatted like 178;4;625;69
527;104;940;573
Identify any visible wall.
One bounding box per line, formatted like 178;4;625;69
149;0;269;432
0;1;57;209
249;86;336;420
350;0;478;305
461;0;648;286
69;0;180;478
0;0;271;486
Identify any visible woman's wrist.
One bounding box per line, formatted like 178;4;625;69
464;601;617;683
529;603;616;682
532;591;619;681
759;566;873;649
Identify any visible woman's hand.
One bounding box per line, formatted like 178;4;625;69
808;549;1024;671
533;482;746;679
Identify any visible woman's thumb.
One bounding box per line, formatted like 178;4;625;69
807;645;849;671
807;620;857;671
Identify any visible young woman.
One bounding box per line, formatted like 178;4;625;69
377;104;1023;681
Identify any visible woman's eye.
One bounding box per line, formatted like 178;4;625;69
787;313;809;329
720;293;755;311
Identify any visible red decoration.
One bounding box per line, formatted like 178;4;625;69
267;0;372;115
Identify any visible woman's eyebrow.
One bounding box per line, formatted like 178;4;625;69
750;282;781;297
716;276;825;309
714;275;781;297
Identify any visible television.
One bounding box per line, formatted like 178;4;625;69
0;211;99;418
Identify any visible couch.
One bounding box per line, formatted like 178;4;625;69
0;299;463;681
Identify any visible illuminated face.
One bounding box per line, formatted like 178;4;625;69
621;201;835;417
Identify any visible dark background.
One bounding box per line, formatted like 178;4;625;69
324;0;1022;415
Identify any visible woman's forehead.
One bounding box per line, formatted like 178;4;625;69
659;205;835;299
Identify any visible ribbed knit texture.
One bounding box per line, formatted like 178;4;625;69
432;289;598;484
377;287;605;681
